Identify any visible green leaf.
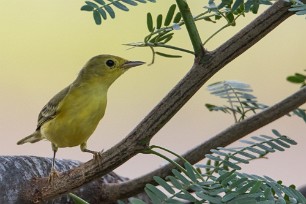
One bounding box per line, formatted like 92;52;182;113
264;188;274;200
229;177;248;189
240;140;256;145
112;1;129;11
184;162;197;182
85;1;99;8
94;0;105;5
272;129;282;137
172;169;190;186
155;52;182;58
69;193;89;204
218;0;232;9
222;160;241;170
122;0;138;6
205;154;222;161
293;109;306;123
203;16;216;23
245;146;266;155
221;173;237;186
210;149;228;156
222;192;239;202
296;9;306;15
93;10;102;25
273;139;290;148
81;5;94;11
145;184;167;200
161;35;173;44
144;187;162;204
287;76;304;83
153;176;175;194
236;180;257;194
226;12;235;25
104;5;115;18
176;189;197;202
237;151;257;159
147;12;154;32
287;73;306;83
167;176;183;189
217;170;235;182
266;141;285;151
256;143;275;152
164;4;176;26
156;14;163;29
249;181;263;193
229;155;249;164
156;32;173;43
129;198;147;204
251;136;267;142
279;136;297;145
232;0;244;11
173;12;182;23
195;192;222;203
97;8;107;20
251;1;260;14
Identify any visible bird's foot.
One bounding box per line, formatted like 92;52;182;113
48;168;59;184
91;150;103;168
93;149;104;160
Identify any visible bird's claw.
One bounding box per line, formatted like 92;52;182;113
48;168;59;184
93;149;104;160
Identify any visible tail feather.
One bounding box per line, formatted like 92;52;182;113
17;131;43;145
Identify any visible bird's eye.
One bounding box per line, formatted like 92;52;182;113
106;60;115;68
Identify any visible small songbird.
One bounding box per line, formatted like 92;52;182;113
17;54;145;176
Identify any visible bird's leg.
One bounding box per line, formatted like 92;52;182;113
48;143;59;183
80;142;103;161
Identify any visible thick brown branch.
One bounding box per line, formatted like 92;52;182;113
19;0;297;202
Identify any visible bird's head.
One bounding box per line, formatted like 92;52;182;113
78;54;145;84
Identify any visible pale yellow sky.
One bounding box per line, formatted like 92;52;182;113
1;1;306;188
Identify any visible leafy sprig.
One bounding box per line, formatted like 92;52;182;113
126;0;274;64
205;81;268;123
287;70;306;87
81;0;156;25
201;129;297;177
125;4;189;64
130;131;302;204
287;0;306;17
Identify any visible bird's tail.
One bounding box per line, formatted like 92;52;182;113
17;131;43;145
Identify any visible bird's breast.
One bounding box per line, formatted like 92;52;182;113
41;84;108;147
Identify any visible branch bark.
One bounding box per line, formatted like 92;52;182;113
0;156;149;204
6;0;303;203
106;86;306;200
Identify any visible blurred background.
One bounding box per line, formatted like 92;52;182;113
1;0;305;188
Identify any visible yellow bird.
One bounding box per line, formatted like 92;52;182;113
17;54;145;174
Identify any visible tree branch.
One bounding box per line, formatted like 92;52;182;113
0;156;149;204
106;86;306;201
14;0;298;202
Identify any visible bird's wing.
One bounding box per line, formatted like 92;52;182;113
36;85;71;130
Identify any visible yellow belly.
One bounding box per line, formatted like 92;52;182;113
41;85;107;148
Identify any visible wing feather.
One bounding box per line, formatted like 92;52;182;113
36;86;70;129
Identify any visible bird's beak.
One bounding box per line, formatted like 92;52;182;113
122;61;145;69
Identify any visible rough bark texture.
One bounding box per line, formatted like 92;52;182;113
0;156;150;204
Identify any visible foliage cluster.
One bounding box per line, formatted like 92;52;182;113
129;130;305;203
